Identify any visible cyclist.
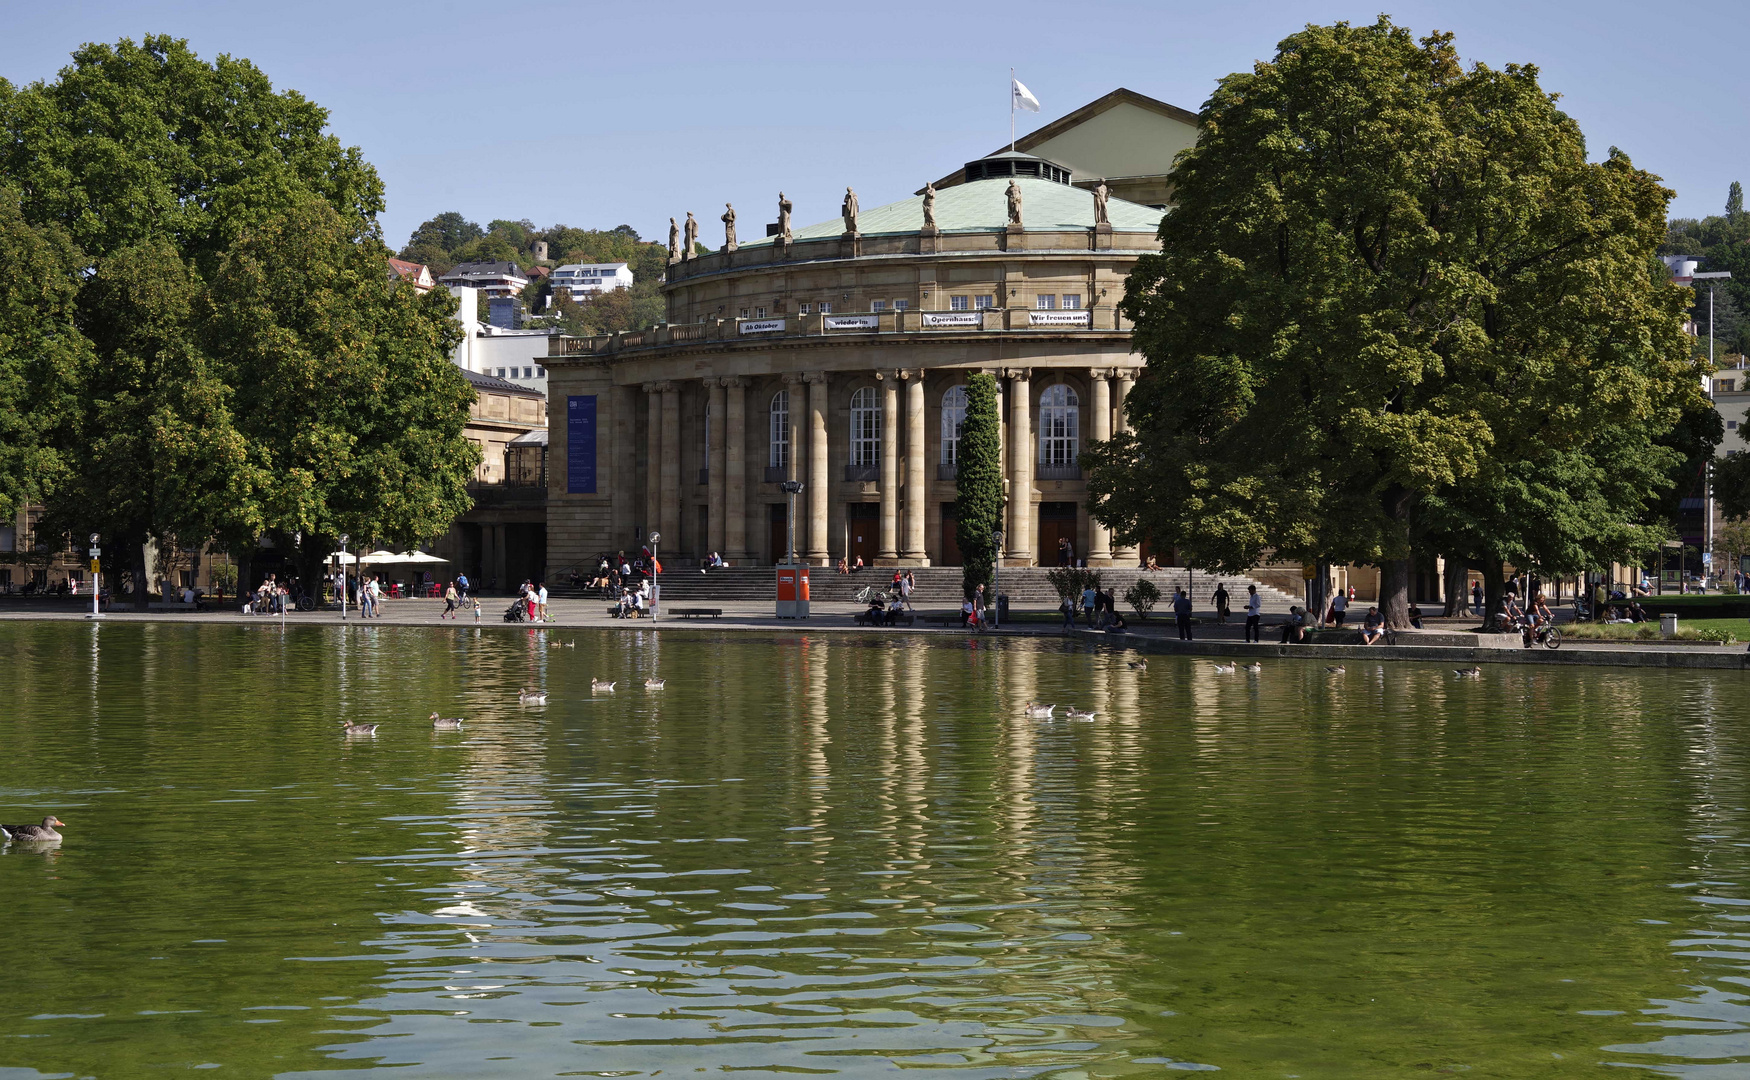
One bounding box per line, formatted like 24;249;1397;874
1522;592;1554;648
455;572;470;608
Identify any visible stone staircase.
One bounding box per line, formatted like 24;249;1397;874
552;565;1298;612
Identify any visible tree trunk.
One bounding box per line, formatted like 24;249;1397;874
1481;557;1506;632
237;549;253;611
1443;557;1470;617
1379;557;1413;629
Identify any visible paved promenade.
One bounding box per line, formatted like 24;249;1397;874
4;595;1747;670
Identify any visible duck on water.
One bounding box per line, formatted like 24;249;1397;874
2;816;65;842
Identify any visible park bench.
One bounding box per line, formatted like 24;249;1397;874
669;607;723;618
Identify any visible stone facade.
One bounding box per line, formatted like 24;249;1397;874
545;147;1164;571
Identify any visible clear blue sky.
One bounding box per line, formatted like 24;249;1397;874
4;0;1744;250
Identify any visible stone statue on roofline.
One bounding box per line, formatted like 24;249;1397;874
721;203;737;252
842;187;859;235
922;182;937;229
683;211;698;259
1006;179;1023;226
777;192;793;244
1093;180;1110;226
667;217;680;262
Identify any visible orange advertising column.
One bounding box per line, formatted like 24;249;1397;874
776;564;811;619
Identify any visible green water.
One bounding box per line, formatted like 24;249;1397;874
2;624;1749;1078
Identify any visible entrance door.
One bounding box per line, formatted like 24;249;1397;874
847;503;879;565
1039;502;1078;565
769;504;788;564
940;503;961;566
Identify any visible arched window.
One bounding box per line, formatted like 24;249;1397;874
769;390;789;469
850;387;880;467
1038;383;1079;466
940;385;967;466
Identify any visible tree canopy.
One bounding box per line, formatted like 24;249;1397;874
1084;17;1704;626
0;37;476;603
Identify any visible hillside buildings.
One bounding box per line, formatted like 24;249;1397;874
551;263;634;302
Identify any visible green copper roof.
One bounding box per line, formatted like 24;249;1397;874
744;177;1164;247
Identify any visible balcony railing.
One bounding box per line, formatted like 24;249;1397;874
844;463;880;482
1036;464;1083;481
764;465;788;483
937;463;958;481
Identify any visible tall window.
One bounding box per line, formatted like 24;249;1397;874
769;390;789;469
1039;383;1079;466
941;385;967;466
950;295;968;311
975;295;995;309
1036;294;1057;310
850;387;881;466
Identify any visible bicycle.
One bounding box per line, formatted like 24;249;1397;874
1514;618;1562;649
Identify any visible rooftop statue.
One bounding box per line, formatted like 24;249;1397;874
1006;179;1023;226
778;192;793;244
1094;181;1110;226
683;211;698;260
842;187;859;234
667;217;680;263
921;182;937;228
721;203;737;252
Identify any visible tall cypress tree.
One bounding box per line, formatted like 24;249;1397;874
955;371;1004;601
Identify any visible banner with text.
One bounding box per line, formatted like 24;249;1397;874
824;315;880;331
566;395;597;494
739;318;787;335
1029;310;1091;327
923;312;983;328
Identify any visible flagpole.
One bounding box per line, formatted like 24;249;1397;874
1009;67;1016;151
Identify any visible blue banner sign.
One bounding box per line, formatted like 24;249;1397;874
567;395;597;494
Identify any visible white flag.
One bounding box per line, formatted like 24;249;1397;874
1012;77;1041;113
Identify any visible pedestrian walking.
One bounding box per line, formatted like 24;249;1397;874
1472;580;1483;611
1173;588;1194;640
1213;582;1230;624
1243;584;1262;642
1082;584;1098;627
442;581;459;619
900;571;915;612
1329;589;1348;628
1060;593;1077;631
537;582;550;622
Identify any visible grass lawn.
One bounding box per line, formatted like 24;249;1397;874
1564;615;1746;643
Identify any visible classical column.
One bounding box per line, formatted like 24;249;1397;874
1006;367;1032;565
1087;368;1113;565
1112;369;1138;564
806;372;830;565
707;378;727;558
643;383;661;540
878;372;900;562
659;381;680;549
722;377;748;563
902;370;928;564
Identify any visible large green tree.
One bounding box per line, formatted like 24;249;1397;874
1085;18;1700;627
0;37;476;603
954;372;1003;602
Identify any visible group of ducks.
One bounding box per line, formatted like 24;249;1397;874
1211;661;1267;674
337;677;667;736
1201;660;1487;679
1021;702;1098;721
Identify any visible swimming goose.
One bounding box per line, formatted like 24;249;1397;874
564;640;576;648
1064;707;1097;721
1454;667;1483;678
1;817;63;842
429;712;465;729
591;679;616;693
341;720;379;735
1325;665;1346;674
1127;659;1149;670
1021;701;1056;719
1212;662;1236;674
644;677;666;690
518;688;548;704
1245;662;1263;673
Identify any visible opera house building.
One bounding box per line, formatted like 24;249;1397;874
544;89;1197;571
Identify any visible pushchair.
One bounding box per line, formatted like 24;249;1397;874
503;600;527;622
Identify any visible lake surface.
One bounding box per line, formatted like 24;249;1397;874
3;623;1750;1078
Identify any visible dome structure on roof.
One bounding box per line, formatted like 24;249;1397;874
744;173;1163;245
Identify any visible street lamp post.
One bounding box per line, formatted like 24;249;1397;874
86;533;102;620
339;533;350;620
648;531;661;621
780;481;804;565
1697;270;1734;587
991;529;1004;630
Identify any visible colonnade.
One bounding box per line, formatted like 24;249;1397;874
637;366;1138;566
